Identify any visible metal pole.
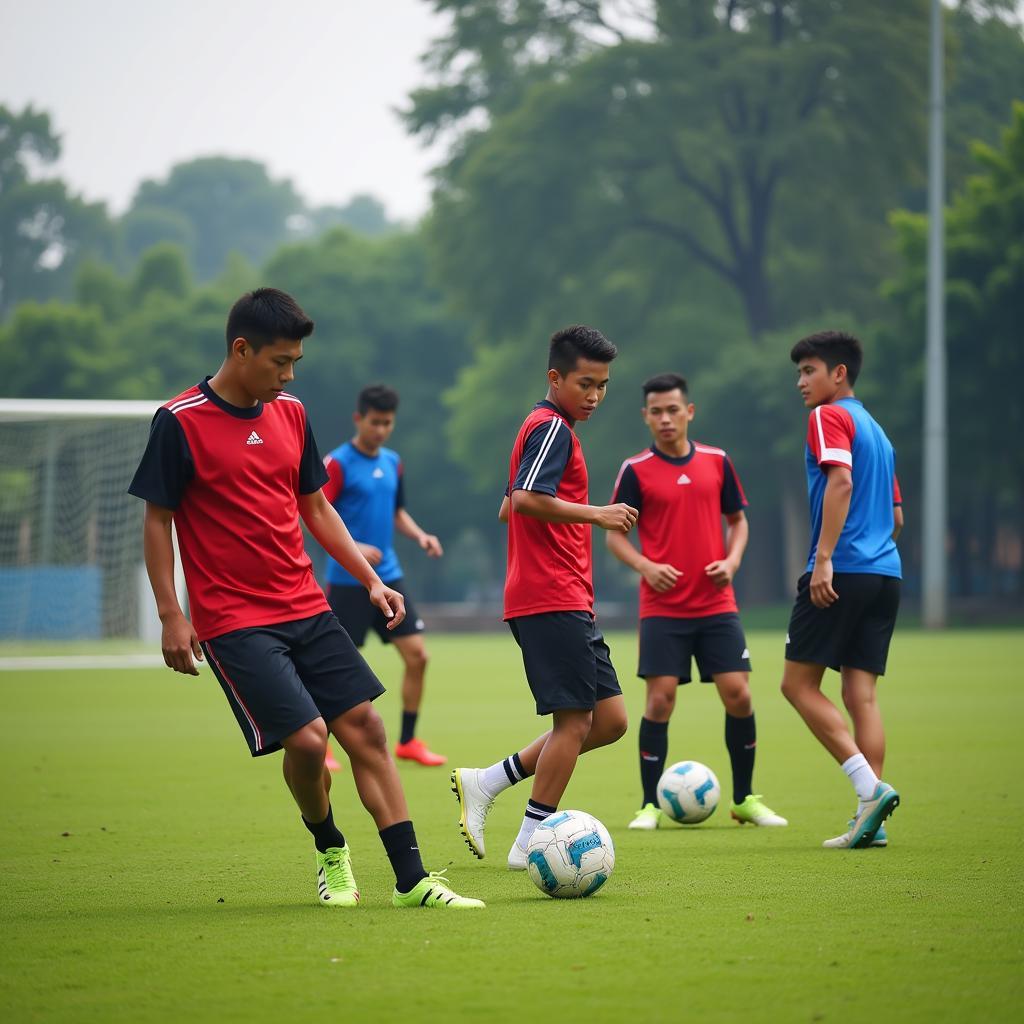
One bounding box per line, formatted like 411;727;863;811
922;0;947;628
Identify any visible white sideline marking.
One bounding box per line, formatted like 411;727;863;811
0;654;185;671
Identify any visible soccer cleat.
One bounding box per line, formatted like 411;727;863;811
507;840;528;871
324;746;343;773
730;794;789;827
849;782;899;849
392;870;485;909
450;767;495;859
395;738;447;766
823;819;888;849
628;803;662;830
316;845;359;906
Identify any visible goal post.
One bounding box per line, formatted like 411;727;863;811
0;398;185;644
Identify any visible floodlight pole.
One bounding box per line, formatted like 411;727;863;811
922;0;948;628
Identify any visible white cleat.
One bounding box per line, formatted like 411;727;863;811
823;819;888;849
451;768;495;859
628;804;662;830
507;840;528;871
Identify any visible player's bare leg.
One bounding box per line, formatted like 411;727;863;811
281;719;331;822
781;660;859;763
392;634;446;765
841;667;885;775
329;702;410;828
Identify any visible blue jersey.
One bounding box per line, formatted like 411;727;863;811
804;398;902;577
322;442;405;586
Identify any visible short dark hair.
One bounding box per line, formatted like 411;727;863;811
357;384;399;415
225;287;314;353
790;330;863;386
642;373;689;399
548;324;618;376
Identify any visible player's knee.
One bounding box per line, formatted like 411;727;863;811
406;646;428;673
647;691;675;720
780;676;800;704
286;719;329;764
841;687;875;714
606;707;628;743
722;684;752;717
555;710;593;745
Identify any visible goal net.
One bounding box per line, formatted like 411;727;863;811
0;398;183;644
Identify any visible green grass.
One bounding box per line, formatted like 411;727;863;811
2;629;1022;1023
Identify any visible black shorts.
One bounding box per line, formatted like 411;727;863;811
785;572;901;675
326;578;424;647
637;613;751;683
201;612;385;757
507;611;622;715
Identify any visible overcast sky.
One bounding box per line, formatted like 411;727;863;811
0;0;446;220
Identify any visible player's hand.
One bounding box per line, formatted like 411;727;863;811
370;582;406;630
809;557;838;608
594;503;639;533
704;559;737;589
358;543;383;566
161;612;203;675
419;533;443;558
642;560;682;592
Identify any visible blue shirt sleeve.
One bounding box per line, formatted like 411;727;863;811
612;463;643;513
511;419;572;496
721;456;748;515
299;419;329;494
128;409;193;509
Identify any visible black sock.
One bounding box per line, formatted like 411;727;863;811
525;798;558;822
400;710;418;745
379;820;427;893
638;717;669;807
302;805;345;853
725;712;756;804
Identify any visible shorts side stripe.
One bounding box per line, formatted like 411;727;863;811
202;641;264;751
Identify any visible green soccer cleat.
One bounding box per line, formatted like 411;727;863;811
628;803;662;830
730;794;789;827
823;819;888;849
316;845;360;907
849;782;899;849
392;870;485;909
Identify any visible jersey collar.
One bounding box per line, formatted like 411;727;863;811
535;398;575;427
649;441;696;466
199;377;263;420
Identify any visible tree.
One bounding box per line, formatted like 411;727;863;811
124;157;303;280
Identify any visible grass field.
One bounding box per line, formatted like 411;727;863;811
2;628;1022;1023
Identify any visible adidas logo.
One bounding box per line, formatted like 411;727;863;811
246;431;264;446
677;473;691;485
372;467;384;479
742;648;750;659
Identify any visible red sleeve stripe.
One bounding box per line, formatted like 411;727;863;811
813;406;853;467
523;417;563;491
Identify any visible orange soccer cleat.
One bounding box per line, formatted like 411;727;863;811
394;738;447;766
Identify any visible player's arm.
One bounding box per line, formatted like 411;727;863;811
394;507;443;557
892;473;903;541
512;490;637;531
705;511;749;589
299;490;406;628
811;466;853;608
142;502;202;675
498;495;510;522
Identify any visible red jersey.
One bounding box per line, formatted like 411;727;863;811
129;379;330;640
504;400;593;619
612;442;748;619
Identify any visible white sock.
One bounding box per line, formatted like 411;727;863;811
481;753;528;799
841;753;879;802
514;799;556;851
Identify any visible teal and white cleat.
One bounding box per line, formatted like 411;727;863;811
507;840;528;871
730;794;788;827
628;803;662;830
451;768;494;860
850;782;899;849
392;870;485;909
823;819;888;849
316;845;360;906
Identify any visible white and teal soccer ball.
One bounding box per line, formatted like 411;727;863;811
526;809;615;899
656;760;720;824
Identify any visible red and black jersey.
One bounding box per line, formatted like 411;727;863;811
129;378;330;640
504;400;593;619
612;442;748;619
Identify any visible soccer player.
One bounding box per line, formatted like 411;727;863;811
450;325;636;869
781;330;903;850
608;373;787;831
129;288;483;909
321;384;446;769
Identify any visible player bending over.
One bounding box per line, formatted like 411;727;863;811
781;330;903;849
129;288;482;908
321;384;446;770
607;373;787;831
452;325;636;869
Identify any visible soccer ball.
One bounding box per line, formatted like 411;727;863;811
656;760;720;824
526;809;615;899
